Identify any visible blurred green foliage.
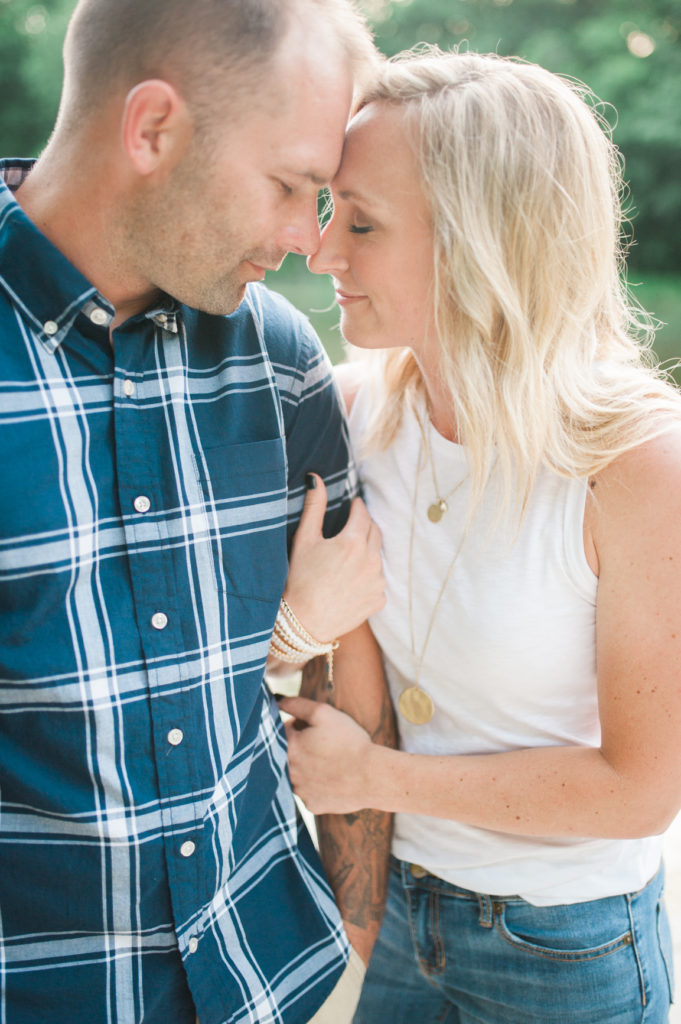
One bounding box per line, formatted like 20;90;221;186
2;0;679;362
364;0;681;274
1;0;72;153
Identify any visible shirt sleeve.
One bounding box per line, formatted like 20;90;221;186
280;319;359;549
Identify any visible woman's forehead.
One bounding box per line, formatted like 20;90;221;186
333;101;422;201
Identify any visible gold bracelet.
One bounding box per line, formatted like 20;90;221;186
269;599;339;680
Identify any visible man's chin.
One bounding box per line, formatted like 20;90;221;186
221;283;249;315
190;281;248;317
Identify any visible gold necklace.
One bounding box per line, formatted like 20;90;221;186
421;415;463;523
399;426;468;726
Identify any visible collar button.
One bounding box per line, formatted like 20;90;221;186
90;307;110;326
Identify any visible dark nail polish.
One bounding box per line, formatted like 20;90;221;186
305;473;317;490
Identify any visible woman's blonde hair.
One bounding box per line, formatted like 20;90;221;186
355;48;681;520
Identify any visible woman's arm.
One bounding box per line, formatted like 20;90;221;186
282;429;681;839
268;362;382;672
266;473;385;677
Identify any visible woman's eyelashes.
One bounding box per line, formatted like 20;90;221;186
349;223;373;234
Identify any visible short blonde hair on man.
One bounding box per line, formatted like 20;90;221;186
355;48;681;521
59;0;376;135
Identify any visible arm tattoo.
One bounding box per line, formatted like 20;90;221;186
301;653;397;954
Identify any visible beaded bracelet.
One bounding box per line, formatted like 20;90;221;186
270;598;339;681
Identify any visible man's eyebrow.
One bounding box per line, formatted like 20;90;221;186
289;171;330;187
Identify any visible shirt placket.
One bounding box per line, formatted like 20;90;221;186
112;325;206;956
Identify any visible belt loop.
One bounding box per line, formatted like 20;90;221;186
477;892;493;928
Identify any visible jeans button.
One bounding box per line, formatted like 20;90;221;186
409;863;428;879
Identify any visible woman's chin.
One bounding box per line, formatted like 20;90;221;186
339;316;391;352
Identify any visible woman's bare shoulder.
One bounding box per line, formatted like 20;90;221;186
592;425;681;498
587;424;681;564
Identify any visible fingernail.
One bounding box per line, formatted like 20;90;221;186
305;473;317;490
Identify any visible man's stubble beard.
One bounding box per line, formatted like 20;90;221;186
116;194;248;316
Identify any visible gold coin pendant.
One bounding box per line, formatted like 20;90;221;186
427;499;448;523
398;686;434;725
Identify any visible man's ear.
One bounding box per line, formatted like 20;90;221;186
121;79;193;176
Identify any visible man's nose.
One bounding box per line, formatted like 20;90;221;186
307;219;347;276
278;200;322;257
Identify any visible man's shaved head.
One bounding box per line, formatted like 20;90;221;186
59;0;375;133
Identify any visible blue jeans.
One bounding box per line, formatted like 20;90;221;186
355;857;675;1023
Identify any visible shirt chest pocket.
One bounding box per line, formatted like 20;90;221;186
192;437;289;604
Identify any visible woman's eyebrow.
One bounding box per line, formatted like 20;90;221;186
335;186;385;209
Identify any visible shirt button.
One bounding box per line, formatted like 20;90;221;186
133;495;151;514
89;307;109;326
167;728;184;746
122;379;135;397
180;840;196;858
156;313;168;325
43;320;59;336
188;936;199;954
151;612;168;630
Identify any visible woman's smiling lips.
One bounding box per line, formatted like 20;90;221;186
335;288;367;306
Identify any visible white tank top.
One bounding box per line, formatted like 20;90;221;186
349;380;662;906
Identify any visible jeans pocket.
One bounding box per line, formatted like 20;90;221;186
495;897;634;963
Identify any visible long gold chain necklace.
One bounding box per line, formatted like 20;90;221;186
398;420;468;725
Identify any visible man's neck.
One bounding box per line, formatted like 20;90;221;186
15;144;162;327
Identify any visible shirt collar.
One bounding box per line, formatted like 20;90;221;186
0;159;180;350
0;159;111;352
144;301;181;334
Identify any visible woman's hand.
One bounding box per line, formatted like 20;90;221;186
283;474;385;643
279;695;374;813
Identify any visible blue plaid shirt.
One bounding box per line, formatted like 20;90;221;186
0;160;356;1024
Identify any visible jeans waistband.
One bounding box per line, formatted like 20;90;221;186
392;854;665;908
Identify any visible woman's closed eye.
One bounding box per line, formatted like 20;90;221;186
349;223;373;234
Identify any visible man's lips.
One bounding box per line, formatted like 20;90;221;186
243;260;283;280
